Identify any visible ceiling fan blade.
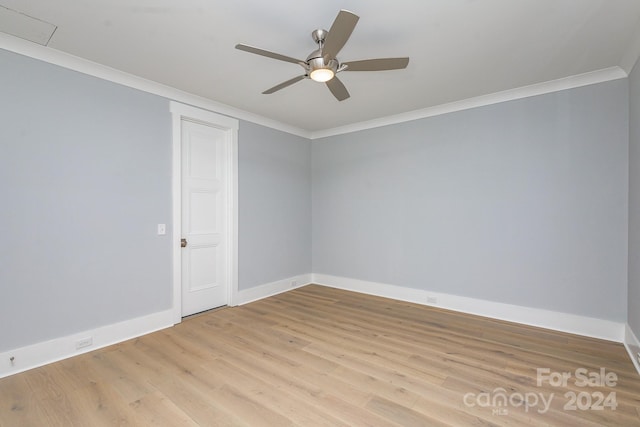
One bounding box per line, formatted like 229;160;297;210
262;75;306;94
235;44;303;65
326;76;350;101
343;57;410;71
323;10;359;59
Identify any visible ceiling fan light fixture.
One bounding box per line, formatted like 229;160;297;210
308;57;338;82
310;67;335;82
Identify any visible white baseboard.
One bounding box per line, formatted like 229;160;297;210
312;274;625;342
0;309;175;379
236;274;313;305
2;274;631;379
0;273;311;379
624;324;640;375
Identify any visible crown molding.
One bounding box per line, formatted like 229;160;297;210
310;66;628;140
1;32;630;141
0;32;311;139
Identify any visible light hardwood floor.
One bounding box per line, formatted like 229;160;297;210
1;285;639;426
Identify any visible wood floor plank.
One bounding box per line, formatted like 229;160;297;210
128;390;199;426
0;374;48;427
65;380;143;427
20;366;83;426
201;358;351;426
83;349;159;404
149;368;249;427
1;284;639;426
366;396;449;427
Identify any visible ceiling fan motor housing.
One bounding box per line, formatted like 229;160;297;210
307;53;338;74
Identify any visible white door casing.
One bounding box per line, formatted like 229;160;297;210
170;102;238;322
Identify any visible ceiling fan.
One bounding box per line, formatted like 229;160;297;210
235;9;409;101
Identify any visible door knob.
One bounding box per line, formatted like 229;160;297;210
181;238;187;248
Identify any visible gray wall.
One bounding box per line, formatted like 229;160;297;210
238;121;312;290
0;49;173;351
629;60;640;335
313;80;629;321
0;50;314;352
1;44;634;354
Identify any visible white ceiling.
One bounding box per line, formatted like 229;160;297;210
2;0;640;133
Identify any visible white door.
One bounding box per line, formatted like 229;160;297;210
181;119;229;316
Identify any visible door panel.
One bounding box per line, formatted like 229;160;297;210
181;120;228;316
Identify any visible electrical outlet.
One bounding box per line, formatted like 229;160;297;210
76;337;93;350
291;280;298;288
427;296;437;304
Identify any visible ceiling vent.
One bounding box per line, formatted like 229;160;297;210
0;5;56;45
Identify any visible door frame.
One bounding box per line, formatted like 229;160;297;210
170;101;239;324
